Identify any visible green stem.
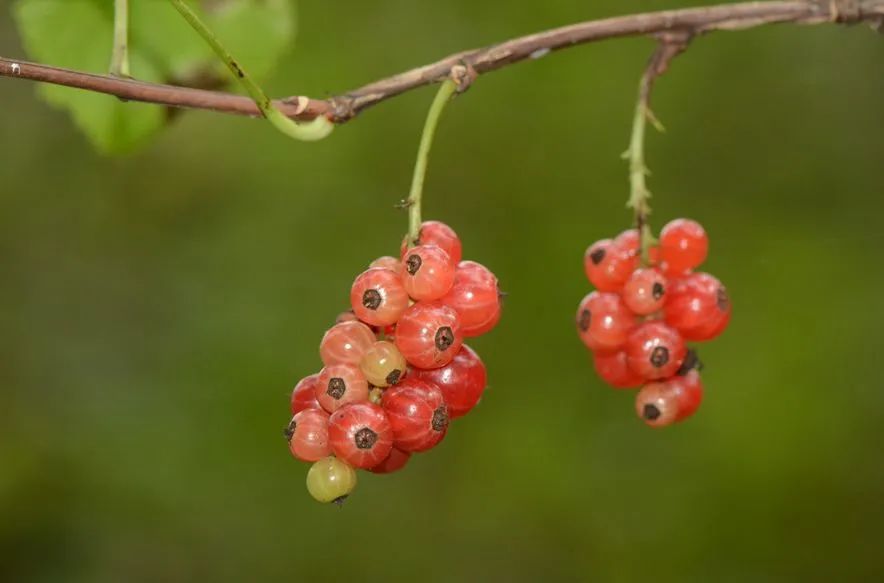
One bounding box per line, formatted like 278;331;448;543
625;92;658;265
110;0;130;77
406;79;457;245
168;0;332;142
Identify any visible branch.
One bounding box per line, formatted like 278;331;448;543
1;1;882;124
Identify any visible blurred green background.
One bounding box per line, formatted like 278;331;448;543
2;1;883;581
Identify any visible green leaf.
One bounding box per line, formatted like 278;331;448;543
12;0;297;154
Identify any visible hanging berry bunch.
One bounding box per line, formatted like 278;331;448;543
285;78;502;504
576;219;730;427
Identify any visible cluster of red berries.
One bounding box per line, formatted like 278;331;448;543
286;221;502;503
576;218;731;427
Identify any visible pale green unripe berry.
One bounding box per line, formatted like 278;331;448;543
306;456;357;503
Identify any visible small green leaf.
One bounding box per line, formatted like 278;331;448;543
12;0;297;154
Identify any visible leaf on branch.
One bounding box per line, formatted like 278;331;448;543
13;0;297;154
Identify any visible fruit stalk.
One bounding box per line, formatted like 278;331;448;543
406;79;458;246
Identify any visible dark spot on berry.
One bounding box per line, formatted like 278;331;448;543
589;247;606;265
578;309;591;332
435;326;454;351
432;406;449;431
650;346;670;368
354;427;378;449
283;418;296;442
327;378;346;399
386;369;402;385
676;349;703;376
643;404;661;421
362;289;382;310
332;495;349;506
405;254;422;275
652;282;665;299
716;286;730;311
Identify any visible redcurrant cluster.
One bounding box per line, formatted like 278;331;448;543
286;221;501;503
576;218;731;427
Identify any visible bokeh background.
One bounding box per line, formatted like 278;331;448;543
2;1;883;581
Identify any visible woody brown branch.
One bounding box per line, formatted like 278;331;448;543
1;0;882;124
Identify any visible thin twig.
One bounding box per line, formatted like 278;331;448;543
1;1;881;123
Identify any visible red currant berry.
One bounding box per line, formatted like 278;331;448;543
368;447;411;474
439;260;501;337
350;267;410;327
395;301;463;369
401;220;462;265
593;350;644;389
316;364;370;413
291;373;322;415
575;291;635;352
382;378;449;452
622;268;667;315
401;245;456;301
635;370;704;427
370;255;403;275
286;409;331;462
410;344;487;418
359;340;407;387
659;218;708;275
583;239;637;292
625;321;686;380
673;370;704;421
328;402;393;469
635;381;679;428
335;310;359;324
319;321;376;366
664;273;731;341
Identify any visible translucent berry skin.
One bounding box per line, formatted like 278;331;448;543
575;291;635;353
664;272;731;341
583;239;637;292
401;245;456;301
306;456;357;503
593;350;644;389
328;402;393;469
659;218;708;275
622;268;668;315
316;364;370;413
382;378;449;452
635;370;704;427
350;267;410;327
291;373;322;415
368;447;411;474
288;409;331;462
370;255;403;275
440;260;501;337
319;321;376;366
410;344;487;418
395;301;464;369
401;220;462;265
625;322;687;380
359;340;407;387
